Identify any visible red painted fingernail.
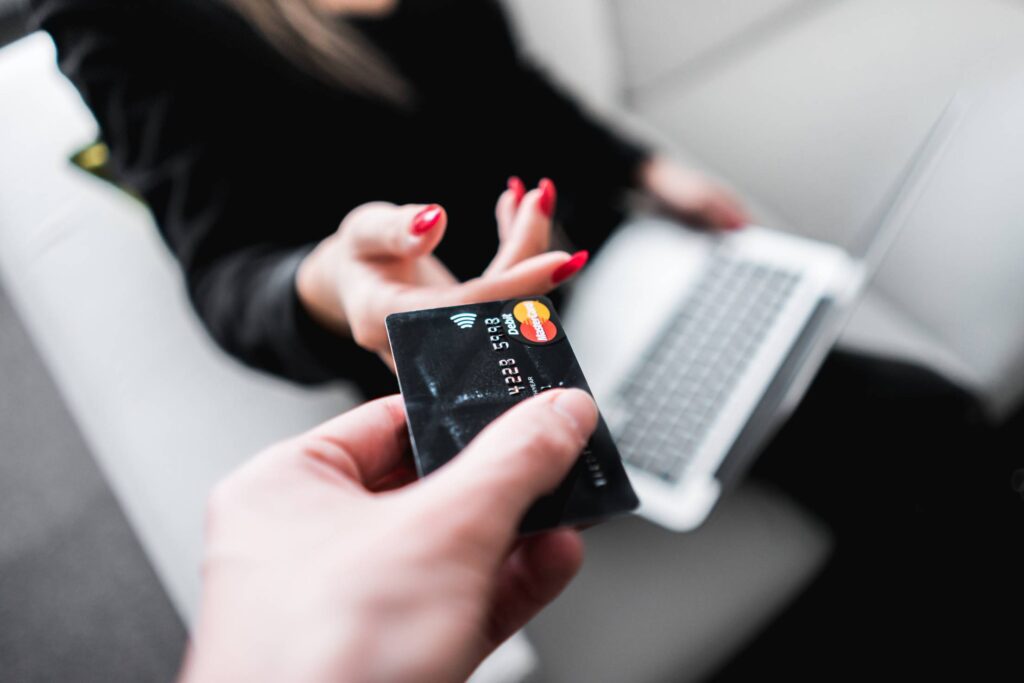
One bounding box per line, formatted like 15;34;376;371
552;250;588;284
538;177;557;218
723;213;747;230
508;176;525;206
411;204;443;235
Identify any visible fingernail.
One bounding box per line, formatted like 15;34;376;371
551;250;588;284
538;177;557;218
410;204;443;235
508;176;525;206
551;389;598;440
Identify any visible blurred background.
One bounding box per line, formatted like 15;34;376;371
2;0;1023;681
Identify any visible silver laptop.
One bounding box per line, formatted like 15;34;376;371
563;99;967;531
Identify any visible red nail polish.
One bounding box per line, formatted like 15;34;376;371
508;176;525;206
538;178;557;218
731;214;751;230
411;204;443;235
552;250;588;284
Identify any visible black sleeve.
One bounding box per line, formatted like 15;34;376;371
509;61;651;194
31;0;393;389
486;3;649;186
476;0;652;245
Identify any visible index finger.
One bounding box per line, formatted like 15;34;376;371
344;203;448;260
457;250;582;304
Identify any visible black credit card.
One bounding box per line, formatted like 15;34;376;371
386;296;638;533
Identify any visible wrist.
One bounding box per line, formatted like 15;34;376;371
296;234;350;336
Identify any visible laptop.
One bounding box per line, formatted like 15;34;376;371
562;98;967;531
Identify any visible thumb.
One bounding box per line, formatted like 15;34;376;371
411;389;598;551
342;202;448;260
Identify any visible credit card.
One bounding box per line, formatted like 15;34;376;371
386;296;638;533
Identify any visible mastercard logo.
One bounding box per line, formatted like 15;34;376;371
513;300;558;343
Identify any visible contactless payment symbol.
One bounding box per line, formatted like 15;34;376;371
449;312;478;330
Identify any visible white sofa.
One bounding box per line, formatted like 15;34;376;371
3;1;1024;680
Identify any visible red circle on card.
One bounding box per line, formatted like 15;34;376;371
521;319;557;343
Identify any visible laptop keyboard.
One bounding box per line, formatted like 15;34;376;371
612;254;802;483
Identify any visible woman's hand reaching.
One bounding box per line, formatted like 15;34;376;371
639;155;751;230
296;179;586;369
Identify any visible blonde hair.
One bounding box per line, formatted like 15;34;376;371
225;0;411;106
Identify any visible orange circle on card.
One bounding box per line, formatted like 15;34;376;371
514;300;557;343
513;300;550;323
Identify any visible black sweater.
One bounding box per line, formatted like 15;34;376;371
32;0;648;397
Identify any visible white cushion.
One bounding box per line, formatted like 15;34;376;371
611;0;809;95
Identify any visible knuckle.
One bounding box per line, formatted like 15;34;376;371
341;202;394;236
352;201;392;220
340;205;371;231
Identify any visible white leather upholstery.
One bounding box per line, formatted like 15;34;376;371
609;0;812;96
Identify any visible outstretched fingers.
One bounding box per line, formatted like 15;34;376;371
486;178;556;276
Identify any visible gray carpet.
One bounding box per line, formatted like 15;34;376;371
0;283;187;682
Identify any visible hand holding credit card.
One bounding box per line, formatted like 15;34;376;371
386;296;638;533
